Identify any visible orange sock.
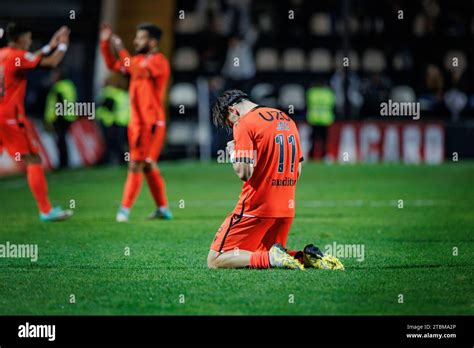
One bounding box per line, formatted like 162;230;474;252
249;251;270;269
121;172;143;208
145;168;168;207
287;250;299;257
26;164;52;214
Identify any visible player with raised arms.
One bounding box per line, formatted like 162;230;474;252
99;23;172;222
208;89;344;270
0;23;73;221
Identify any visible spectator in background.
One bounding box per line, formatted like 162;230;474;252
220;0;257;91
96;73;130;165
199;10;226;76
220;0;252;36
444;67;469;122
330;68;364;118
221;29;257;92
361;73;392;116
44;69;77;169
418;64;448;117
306;82;336;160
415;0;441;37
444;88;467;122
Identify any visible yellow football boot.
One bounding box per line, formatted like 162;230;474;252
302;244;345;270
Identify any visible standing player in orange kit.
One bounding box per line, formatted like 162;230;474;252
0;23;73;221
99;23;172;222
207;90;344;270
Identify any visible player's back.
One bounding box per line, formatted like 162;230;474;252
233;106;303;218
0;47;39;120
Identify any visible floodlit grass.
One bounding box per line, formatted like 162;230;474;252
0;161;472;315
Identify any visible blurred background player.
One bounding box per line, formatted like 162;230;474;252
305;81;335;160
0;23;73;221
99;23;172;222
96;73;130;165
207;89;343;270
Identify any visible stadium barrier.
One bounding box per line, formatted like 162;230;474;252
326;121;445;164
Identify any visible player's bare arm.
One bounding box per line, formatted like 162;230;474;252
33;25;67;55
110;34;125;51
99;23;113;42
99;23;125;72
38;27;70;68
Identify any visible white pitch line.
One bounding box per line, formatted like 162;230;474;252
0;179;449;208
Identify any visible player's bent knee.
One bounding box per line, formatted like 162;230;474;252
207;250;218;269
207;250;244;269
208;250;229;269
207;259;217;269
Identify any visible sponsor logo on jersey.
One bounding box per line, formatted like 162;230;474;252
269;176;297;187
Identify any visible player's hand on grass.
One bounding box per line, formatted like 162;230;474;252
99;23;113;42
227;140;236;161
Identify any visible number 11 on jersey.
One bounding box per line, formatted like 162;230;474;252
275;134;296;173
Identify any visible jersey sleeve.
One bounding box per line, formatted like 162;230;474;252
17;51;41;70
233;119;255;164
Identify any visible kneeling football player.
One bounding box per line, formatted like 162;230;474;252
207;90;343;270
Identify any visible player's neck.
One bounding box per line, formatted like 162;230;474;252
8;42;22;50
237;101;259;118
148;47;159;54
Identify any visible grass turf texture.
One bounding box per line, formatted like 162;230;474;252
0;162;472;315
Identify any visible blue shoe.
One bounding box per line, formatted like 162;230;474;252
116;206;130;222
39;206;73;222
147;207;173;220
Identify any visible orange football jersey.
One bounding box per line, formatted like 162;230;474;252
232;106;304;218
100;41;170;126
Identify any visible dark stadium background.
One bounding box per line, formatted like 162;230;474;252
0;1;473;335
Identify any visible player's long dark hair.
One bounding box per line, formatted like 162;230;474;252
212;89;249;132
137;23;162;41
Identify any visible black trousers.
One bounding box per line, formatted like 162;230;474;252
310;125;328;160
53;117;71;169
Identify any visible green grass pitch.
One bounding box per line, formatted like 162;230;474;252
0;162;473;315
